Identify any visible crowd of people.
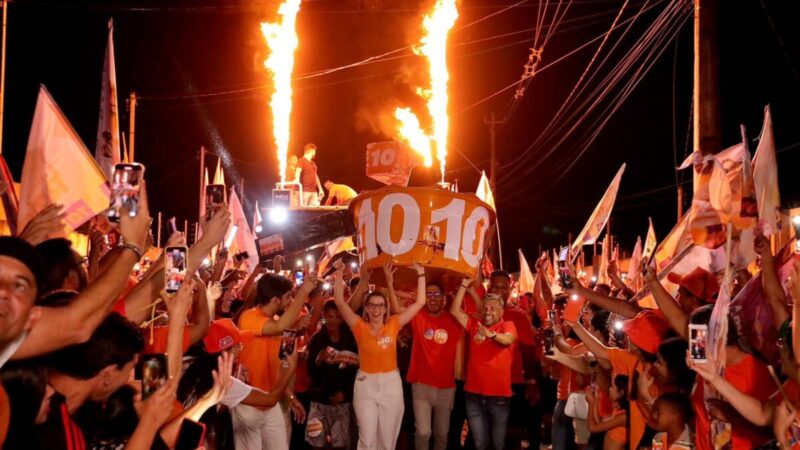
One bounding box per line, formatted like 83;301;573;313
1;174;800;450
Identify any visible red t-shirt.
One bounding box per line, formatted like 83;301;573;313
503;307;535;384
692;354;774;450
464;317;517;397
463;285;486;316
556;339;585;401
407;309;462;389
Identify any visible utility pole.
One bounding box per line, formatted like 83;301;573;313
0;0;9;154
694;0;720;156
128;92;138;161
485;112;504;269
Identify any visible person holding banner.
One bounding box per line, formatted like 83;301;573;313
333;261;427;450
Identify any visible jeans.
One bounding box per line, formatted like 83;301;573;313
412;383;456;450
551;399;576;450
464;392;510;450
353;370;404;450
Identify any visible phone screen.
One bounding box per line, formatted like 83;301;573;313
279;329;297;360
689;324;708;362
175;419;206;450
543;328;554;356
108;163;144;223
138;354;167;399
165;246;188;294
294;271;304;286
205;184;226;221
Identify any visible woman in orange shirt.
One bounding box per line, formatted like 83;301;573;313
587;374;629;450
333;261;427;450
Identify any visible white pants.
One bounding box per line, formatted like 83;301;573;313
302;192;320;207
231;403;288;450
353;370;404;450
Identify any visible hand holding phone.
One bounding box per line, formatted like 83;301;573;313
108;163;144;223
205;184;226;222
137;354;168;400
279;329;298;361
689;324;708;363
165;246;188;294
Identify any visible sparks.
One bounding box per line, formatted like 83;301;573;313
416;0;458;183
394;107;433;167
262;0;301;184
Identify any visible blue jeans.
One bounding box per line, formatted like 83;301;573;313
551;399;576;450
464;392;510;450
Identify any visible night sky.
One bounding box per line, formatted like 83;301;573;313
2;0;799;269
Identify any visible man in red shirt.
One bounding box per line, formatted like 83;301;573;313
393;281;462;450
294;143;324;207
451;280;517;450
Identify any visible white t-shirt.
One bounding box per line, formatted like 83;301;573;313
1;332;27;368
221;378;254;408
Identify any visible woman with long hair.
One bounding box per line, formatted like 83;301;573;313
333;261;427;450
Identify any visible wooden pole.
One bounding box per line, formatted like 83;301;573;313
677;185;684;222
198;146;206;219
694;0;721;156
128;92;137;161
0;0;8;154
157;212;162;248
183;219;188;236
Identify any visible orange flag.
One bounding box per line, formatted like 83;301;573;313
18;86;110;234
571;164;625;254
517;249;535;294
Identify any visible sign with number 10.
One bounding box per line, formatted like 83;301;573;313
349;187;496;282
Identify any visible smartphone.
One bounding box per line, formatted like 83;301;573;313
792;216;800;252
165;246;188;294
294;270;304;286
306;257;316;274
558;271;572;290
175;419;207;450
279;329;297;360
547;309;557;326
108;163;144;223
234;251;249;263
689;324;708;363
543;328;554;356
205;184;226;221
138;354;167;400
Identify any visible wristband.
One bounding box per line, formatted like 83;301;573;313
418;274;425;278
118;242;143;260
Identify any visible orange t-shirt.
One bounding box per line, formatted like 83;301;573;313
238;308;281;391
691;354;774;450
0;382;9;447
608;348;663;450
407;309;462;388
464;318;517;397
556;339;585;401
142;326;191;354
606;408;627;443
352;316;401;374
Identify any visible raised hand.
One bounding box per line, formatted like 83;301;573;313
136;377;178;427
18;203;66;245
383;262;397;285
201;208;232;246
165;231;186;248
119;180;151;250
162;279;195;321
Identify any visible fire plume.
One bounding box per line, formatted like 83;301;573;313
261;0;301;184
416;0;458;183
394;107;433;167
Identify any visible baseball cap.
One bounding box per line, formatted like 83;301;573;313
203;319;253;354
667;267;719;303
622;309;671;354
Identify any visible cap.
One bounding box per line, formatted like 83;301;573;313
622;309;670;354
667;267;719;303
203;319;253;354
0;236;45;292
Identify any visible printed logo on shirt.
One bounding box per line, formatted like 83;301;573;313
306;417;324;438
433;329;448;344
377;335;393;349
424;328;435;340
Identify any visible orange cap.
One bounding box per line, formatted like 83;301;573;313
203;319;254;354
667;267;719;303
622;309;670;354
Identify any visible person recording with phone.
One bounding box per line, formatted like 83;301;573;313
333;260;427;450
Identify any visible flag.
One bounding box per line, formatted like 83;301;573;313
642;217;657;263
518;249;535;294
227;188;259;272
317;236;356;277
626;236;643;289
253;200;263;232
214;157;225;186
94;19;121;180
0;156;19;235
597;233;610;285
475;170;495;211
18;86;110;234
752;105;780;236
571;163;625;254
655;210;692;271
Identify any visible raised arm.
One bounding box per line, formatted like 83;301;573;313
383;262;403;314
163;279;195;380
242;350;298;408
14;183;152;359
347;265;370;312
607;259;634;299
334;264;359;328
567;257;639;319
643;266;688;338
567;321;613;361
449;279;471;329
187;278;211;346
261;273;318;336
755;232;789;329
546;347;590;374
397;264;426;326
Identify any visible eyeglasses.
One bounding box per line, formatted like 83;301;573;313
365;303;386;309
426;292;443;298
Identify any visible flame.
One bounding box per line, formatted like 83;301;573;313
261;0;301;184
415;0;458;183
394;107;433;167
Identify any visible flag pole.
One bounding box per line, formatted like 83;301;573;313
198;146;205;218
128;92;137;161
156;212;162;248
496;218;504;270
0;0;9;154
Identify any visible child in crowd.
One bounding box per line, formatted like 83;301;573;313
651;392;694;449
587;374;628;450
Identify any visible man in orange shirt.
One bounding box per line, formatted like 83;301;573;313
235;272;318;450
451;281;517;450
323;180;357;206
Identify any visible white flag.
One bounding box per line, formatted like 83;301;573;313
642;217;657;263
518;249;535;294
475;170;495;211
94;19;121;180
19;86;110;234
227;189;259;272
626;236;643;288
571;163;626;254
253;200;263;232
752;105;780;236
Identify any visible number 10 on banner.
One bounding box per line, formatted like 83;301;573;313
353;190;494;273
